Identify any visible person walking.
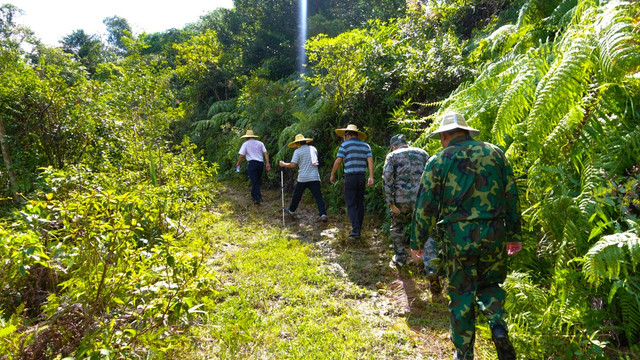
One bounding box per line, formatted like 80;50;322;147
279;134;328;222
410;112;522;360
236;129;271;204
330;124;374;239
382;134;431;270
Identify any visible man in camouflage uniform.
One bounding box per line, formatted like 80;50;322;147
410;112;522;360
382;134;431;269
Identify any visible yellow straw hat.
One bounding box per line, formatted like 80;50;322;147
288;134;314;148
335;124;367;141
428;112;480;140
240;129;259;139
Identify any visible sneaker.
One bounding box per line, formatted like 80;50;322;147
492;325;516;360
284;207;296;217
426;273;442;295
348;232;360;239
320;214;328;222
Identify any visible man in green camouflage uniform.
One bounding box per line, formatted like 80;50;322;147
382;134;430;269
410;113;522;360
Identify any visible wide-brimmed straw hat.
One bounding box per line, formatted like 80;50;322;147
240;129;259;139
428;112;480;140
335;124;367;141
288;134;314;148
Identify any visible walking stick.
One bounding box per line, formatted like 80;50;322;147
281;170;285;226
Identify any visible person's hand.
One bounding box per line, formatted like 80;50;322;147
279;160;285;167
367;177;374;186
410;249;422;261
266;163;271;171
330;174;336;184
507;242;522;255
389;203;401;215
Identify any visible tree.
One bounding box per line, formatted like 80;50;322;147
0;3;35;50
0;4;36;202
103;15;132;57
61;29;105;75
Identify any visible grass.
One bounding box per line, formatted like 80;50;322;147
186;180;500;359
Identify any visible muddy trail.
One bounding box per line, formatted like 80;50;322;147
220;179;468;358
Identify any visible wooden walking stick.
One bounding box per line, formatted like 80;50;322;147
281;170;285;225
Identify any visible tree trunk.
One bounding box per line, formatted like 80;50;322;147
0;116;20;203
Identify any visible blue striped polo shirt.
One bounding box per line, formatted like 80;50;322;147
336;138;372;174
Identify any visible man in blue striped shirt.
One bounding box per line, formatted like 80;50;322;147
330;124;374;239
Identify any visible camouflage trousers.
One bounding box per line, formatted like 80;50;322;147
442;219;509;360
389;202;414;265
390;203;438;268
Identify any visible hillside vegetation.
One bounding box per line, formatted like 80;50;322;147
1;0;639;358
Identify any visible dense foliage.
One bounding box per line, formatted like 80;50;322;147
1;0;639;358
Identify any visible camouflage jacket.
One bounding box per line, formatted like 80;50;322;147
410;135;522;249
382;145;429;205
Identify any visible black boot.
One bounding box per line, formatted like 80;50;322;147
492;325;516;360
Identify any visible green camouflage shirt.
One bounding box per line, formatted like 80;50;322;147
410;135;522;249
382;145;429;205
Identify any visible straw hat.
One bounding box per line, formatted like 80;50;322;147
335;124;367;141
428;112;479;140
288;134;314;148
240;129;259;139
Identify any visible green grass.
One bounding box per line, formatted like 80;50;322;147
182;181;505;359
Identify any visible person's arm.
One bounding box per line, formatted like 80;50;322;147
366;156;374;186
505;162;522;255
410;159;439;251
330;157;343;184
236;155;245;168
382;155;400;214
279;161;297;169
264;151;271;171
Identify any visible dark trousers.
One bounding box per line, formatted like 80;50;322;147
344;173;365;235
247;160;264;202
288;180;326;216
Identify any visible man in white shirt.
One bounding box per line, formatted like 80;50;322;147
236;129;271;204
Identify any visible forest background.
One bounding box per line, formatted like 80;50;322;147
0;0;639;359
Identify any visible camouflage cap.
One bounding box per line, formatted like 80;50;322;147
390;134;407;146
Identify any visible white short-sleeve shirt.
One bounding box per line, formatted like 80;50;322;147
239;139;267;162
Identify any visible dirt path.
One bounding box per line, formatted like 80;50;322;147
222;180;458;357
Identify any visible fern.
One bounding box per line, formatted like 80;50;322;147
492;45;551;146
526;33;595;156
545;0;579;31
584;230;640;344
192;99;239;134
620;289;640;347
584;231;640;287
596;1;640;80
206;99;237;118
539;103;584;163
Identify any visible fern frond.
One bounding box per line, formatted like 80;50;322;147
545;0;579;31
584;231;640;286
620;289;640;346
441;55;517;112
206;99;236;118
596;1;640;80
539;104;584;163
192;112;239;133
526;33;595;156
594;114;640;175
493;45;551;146
557;206;589;267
